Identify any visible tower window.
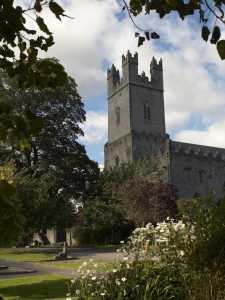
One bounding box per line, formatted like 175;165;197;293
144;103;151;120
115;107;120;126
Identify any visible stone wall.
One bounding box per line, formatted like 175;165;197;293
105;133;133;168
170;141;225;199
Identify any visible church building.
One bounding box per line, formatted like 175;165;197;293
104;51;225;199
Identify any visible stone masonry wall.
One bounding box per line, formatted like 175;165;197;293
170;141;225;199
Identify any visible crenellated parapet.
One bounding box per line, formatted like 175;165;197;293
171;141;225;161
107;51;164;97
107;64;120;95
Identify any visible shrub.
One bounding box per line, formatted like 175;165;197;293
67;258;186;300
68;197;225;300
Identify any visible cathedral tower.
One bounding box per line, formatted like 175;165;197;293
104;51;167;168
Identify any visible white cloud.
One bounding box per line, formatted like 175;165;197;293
80;111;107;144
44;0;122;98
32;1;225;158
165;111;190;132
175;121;225;148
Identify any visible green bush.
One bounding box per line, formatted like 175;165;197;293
68;259;186;300
68;196;225;299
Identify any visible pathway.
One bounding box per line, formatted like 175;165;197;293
0;247;122;279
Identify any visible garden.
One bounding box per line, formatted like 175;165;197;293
66;196;225;300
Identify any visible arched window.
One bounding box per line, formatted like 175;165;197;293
115;107;120;126
144;103;151;120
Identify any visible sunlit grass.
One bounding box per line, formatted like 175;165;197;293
43;259;116;272
0;274;69;299
0;248;55;262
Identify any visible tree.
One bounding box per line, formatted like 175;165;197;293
0;66;100;244
0;1;68;159
78;157;177;245
0;0;67;87
124;0;225;59
104;158;178;227
117;177;178;227
0;175;24;246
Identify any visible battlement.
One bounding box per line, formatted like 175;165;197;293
171;141;225;160
150;56;163;72
107;51;163;97
122;50;138;66
107;64;120;89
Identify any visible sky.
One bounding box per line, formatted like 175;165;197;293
25;0;225;166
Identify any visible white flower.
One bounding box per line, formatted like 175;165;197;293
82;261;87;267
120;240;125;244
100;292;106;296
180;250;185;256
92;276;97;280
70;279;75;284
112;269;117;273
76;289;80;295
116;280;121;286
121;277;126;282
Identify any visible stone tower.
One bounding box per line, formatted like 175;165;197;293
104;51;168;169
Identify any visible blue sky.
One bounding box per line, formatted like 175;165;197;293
34;0;225;166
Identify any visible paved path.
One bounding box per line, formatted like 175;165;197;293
0;247;122;279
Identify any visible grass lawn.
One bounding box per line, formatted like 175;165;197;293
0;248;116;271
0;249;55;262
43;259;115;272
0;275;69;300
0;249;117;299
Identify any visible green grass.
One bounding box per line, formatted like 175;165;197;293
43;260;115;272
0;249;117;299
0;248;116;271
0;249;55;262
0;274;69;299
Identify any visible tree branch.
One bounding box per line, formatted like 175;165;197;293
204;0;225;24
122;0;152;32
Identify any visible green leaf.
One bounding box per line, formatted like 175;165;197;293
36;17;51;35
18;41;26;52
138;36;145;47
19;138;31;151
145;32;150;40
41;35;54;51
151;32;160;39
201;26;210;42
49;1;65;20
217;40;225;60
34;0;42;12
211;26;221;44
27;47;38;63
0;181;15;197
25;110;43;135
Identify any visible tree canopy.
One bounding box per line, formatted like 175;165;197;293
0;0;67;87
0;66;100;245
125;0;225;59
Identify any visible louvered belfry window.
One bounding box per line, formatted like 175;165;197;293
144;103;151;120
116;107;120;126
